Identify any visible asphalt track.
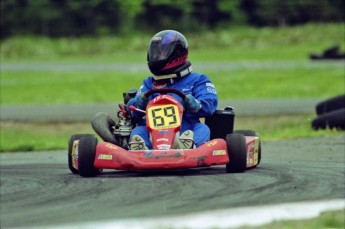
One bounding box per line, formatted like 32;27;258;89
0;135;344;228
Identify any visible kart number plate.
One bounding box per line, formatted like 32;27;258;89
147;104;180;130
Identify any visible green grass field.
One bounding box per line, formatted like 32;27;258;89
0;23;344;152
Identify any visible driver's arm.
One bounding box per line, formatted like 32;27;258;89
192;75;218;117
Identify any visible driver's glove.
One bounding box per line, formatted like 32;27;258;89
184;94;201;113
136;94;149;110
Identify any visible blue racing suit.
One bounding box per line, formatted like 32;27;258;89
127;72;218;149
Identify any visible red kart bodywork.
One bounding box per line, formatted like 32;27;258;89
70;136;260;171
94;139;228;170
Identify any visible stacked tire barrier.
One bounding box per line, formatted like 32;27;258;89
312;94;345;130
310;45;345;60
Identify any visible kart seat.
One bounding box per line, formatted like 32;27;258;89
205;106;235;140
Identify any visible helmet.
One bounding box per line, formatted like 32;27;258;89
147;30;192;78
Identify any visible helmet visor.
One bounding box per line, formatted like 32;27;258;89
148;43;175;62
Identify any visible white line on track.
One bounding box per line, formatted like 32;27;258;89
38;199;344;229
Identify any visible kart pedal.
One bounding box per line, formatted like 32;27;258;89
178;130;194;149
129;135;148;150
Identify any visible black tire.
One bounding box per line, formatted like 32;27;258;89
316;94;345;115
91;112;119;145
78;135;100;177
312;108;345;130
226;133;247;173
68;134;94;174
233;130;261;165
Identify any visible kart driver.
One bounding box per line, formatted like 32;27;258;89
127;30;218;150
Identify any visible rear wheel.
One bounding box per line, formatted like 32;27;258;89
68;134;94;174
233;130;261;165
91;112;119;145
226;133;247;173
78;135;100;177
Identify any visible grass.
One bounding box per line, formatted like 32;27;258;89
0;121;94;152
243;209;344;229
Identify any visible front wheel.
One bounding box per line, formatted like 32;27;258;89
68;134;94;174
78;135;100;177
233;130;261;165
225;133;247;173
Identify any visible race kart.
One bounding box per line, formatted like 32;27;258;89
68;88;261;177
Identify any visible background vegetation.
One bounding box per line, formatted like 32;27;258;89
1;0;344;38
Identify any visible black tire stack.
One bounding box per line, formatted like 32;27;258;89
312;94;345;130
309;45;345;60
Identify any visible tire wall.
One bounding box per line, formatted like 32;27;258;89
312;94;345;130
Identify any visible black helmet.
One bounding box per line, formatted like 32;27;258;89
147;30;192;78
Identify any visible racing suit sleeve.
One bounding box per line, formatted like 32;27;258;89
192;75;218;117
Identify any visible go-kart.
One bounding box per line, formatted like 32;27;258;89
68;88;261;177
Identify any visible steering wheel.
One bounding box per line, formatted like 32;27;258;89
144;88;186;100
129;88;186;114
